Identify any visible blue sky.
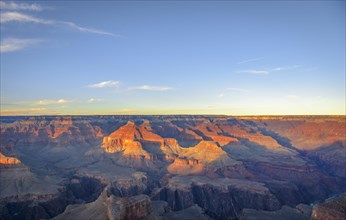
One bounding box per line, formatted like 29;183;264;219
0;1;345;115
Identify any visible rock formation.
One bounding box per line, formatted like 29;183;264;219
0;152;21;165
311;193;346;220
0;115;345;220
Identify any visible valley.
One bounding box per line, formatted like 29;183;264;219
0;115;345;220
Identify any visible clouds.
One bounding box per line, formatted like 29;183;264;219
87;80;174;91
0;38;43;52
239;65;301;75
239;70;269;75
0;99;70;115
0;11;116;36
87;80;120;88
1;11;48;23
128;85;174;91
236;55;302;76
32;99;69;105
0;1;117;53
87;98;96;103
0;1;44;11
58;21;117;36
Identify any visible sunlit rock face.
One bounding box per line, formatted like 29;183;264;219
167;140;240;175
102;120;162;154
0;115;345;220
0;152;21;165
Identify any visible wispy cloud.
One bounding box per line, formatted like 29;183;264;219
271;65;301;71
88;80;120;88
239;70;269;75
1;12;50;24
237;57;265;64
128;85;174;91
0;1;44;11
87;98;103;103
0;11;116;36
59;21;117;36
31;99;70;105
239;65;301;75
88;98;96;103
0;38;43;53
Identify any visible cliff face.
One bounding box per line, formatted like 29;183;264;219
311;193;346;220
1;115;345;220
154;176;281;219
107;194;151;220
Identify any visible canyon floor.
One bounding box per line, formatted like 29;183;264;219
0;115;345;220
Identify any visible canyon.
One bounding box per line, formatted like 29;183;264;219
0;115;345;220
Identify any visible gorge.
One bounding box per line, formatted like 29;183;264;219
0;115;345;220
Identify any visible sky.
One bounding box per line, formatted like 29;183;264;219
0;0;345;116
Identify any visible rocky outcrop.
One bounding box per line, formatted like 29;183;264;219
167;141;242;176
109;175;150;198
102;121;163;153
154;176;281;219
107;194;151;220
101;121;162;168
168;157;204;175
311;193;346;220
52;188;151;220
0;152;21;165
0;171;106;220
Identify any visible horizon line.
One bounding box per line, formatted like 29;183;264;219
0;114;345;117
